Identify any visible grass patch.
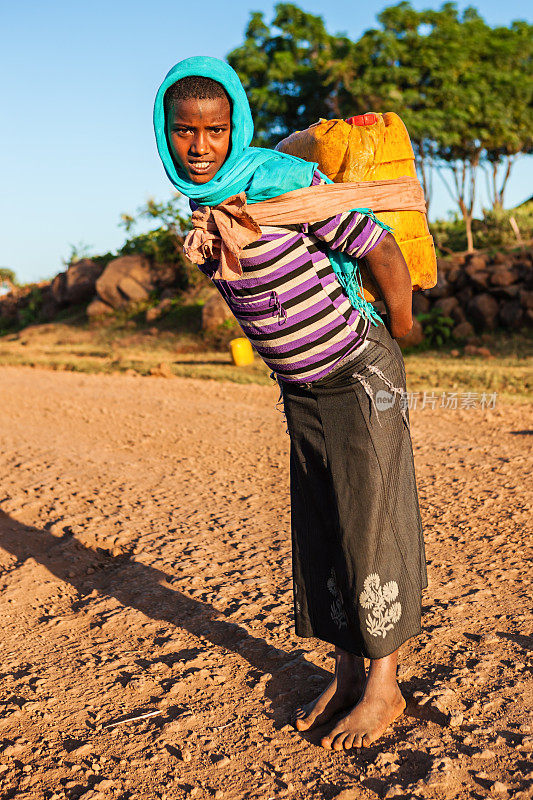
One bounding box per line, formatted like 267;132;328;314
0;312;530;401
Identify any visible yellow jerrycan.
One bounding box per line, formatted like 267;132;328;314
276;113;437;301
230;337;254;366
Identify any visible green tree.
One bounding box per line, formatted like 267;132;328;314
227;4;353;145
0;268;18;287
228;2;533;252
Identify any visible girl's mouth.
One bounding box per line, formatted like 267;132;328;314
188;161;214;174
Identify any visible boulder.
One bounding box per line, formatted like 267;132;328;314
50;271;67;304
491;252;512;268
434;296;459;317
466;268;490;289
95;255;154;310
87;298;114;318
117;275;151;303
519;289;533;310
435;296;465;325
490;269;518;288
201;291;233;331
452;321;475;340
397;318;423;349
466;293;499;331
412;293;430;316
498;301;523;330
446;266;462;285
456;287;473;307
145;297;174;323
466;254;487;272
64;259;104;304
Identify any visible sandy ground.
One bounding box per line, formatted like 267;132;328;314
0;366;531;800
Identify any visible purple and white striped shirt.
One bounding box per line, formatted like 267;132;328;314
196;171;387;383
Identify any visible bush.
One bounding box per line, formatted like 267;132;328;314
18;287;43;327
430;201;533;254
416;308;454;348
0;268;18;287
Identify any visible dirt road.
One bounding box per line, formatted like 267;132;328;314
0;367;531;800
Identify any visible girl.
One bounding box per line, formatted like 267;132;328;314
154;56;426;751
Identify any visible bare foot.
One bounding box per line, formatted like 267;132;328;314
320;649;405;750
294;648;365;732
320;683;405;749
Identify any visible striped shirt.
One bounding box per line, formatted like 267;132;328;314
194;171;387;384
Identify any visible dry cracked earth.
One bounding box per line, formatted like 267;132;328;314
0;366;531;800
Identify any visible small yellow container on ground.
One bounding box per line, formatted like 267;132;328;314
230;337;254;366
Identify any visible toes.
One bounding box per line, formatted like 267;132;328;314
332;733;347;751
361;733;373;747
343;733;356;750
295;718;312;732
320;735;333;749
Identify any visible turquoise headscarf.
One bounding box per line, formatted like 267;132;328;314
153;56;317;205
153;55;384;324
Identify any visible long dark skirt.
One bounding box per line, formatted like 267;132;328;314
280;321;427;659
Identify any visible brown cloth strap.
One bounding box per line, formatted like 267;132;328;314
183;176;425;281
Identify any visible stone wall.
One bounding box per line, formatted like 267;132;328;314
413;247;532;339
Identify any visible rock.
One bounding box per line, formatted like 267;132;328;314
519;289;533;310
412;293;430;315
457;286;474;307
446;266;462;285
150;362;173;378
499;301;523;329
95;255;154;309
491;252;512;267
95;779;116;790
466;254;488;271
64;260;104;304
146;297;174;323
435;296;459;318
50;272;67;304
473;749;496;759
397;318;423;349
87;298;114;318
448;712;464;727
467;293;499;330
118;275;151;303
452;321;474;340
468;270;490;289
145;306;162;323
490;269;518;288
69;743;92;758
201;291;233;331
334;790;358;800
491;781;508;796
212;754;231;768
374;752;399;767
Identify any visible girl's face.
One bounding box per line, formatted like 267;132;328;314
166;95;231;184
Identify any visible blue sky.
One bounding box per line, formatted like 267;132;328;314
2;0;531;283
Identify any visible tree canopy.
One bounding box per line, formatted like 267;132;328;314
227;2;533;251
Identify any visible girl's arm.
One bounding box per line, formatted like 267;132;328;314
309;208;412;339
360;232;413;339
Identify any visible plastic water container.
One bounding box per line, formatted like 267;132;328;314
276;113;437;301
230;337;254;366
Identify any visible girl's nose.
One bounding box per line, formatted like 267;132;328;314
191;132;209;155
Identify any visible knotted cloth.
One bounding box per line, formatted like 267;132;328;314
184;177;425;280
